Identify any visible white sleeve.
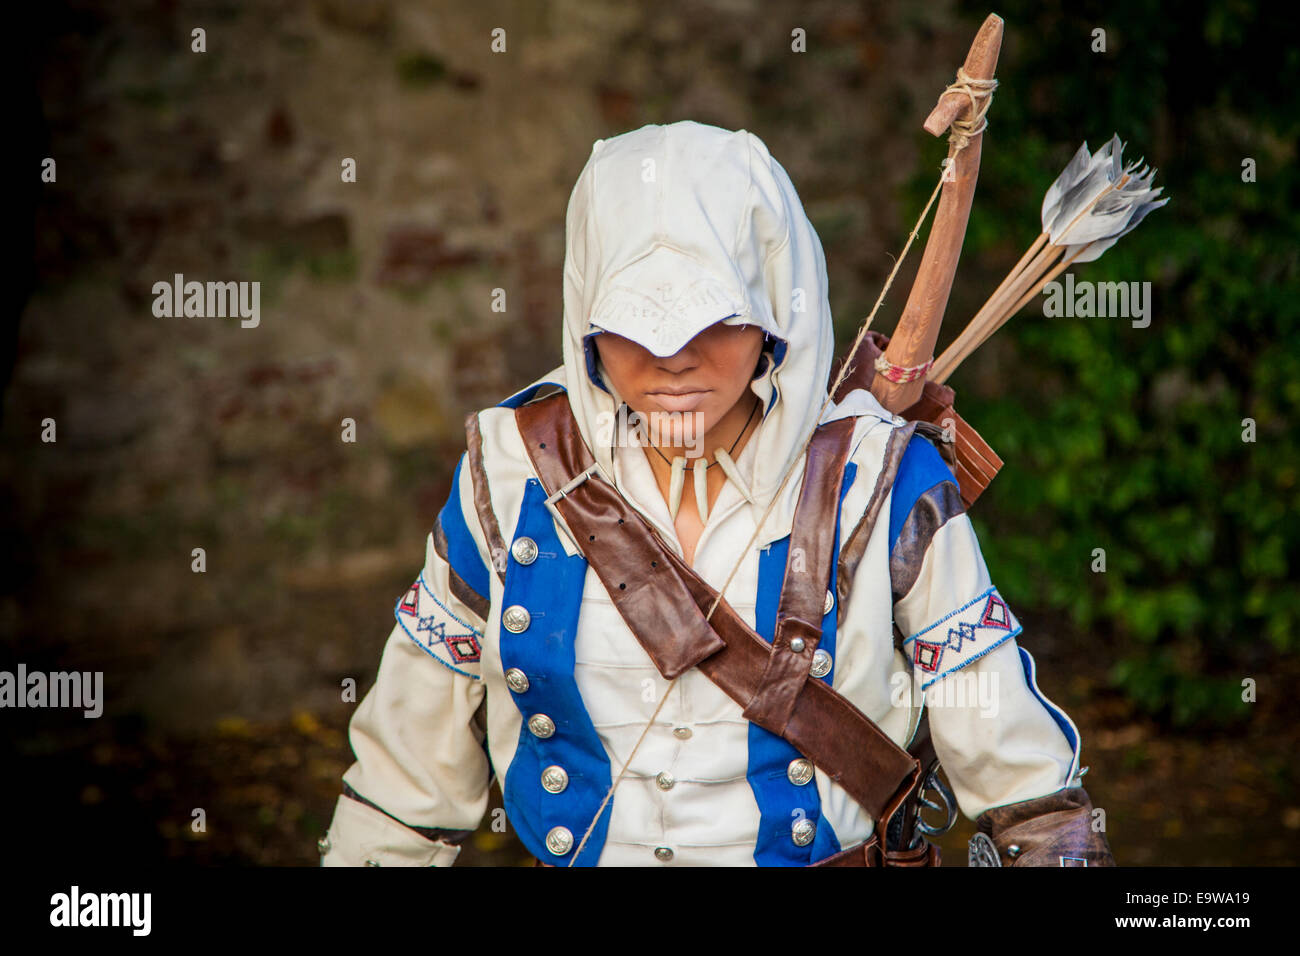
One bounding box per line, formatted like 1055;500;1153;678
890;436;1082;820
321;455;494;866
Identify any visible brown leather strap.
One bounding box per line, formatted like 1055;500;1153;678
836;420;916;621
884;841;941;866
808;835;883;867
743;417;855;734
889;710;940;851
464;410;508;582
514;392;920;825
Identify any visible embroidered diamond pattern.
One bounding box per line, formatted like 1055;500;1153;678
914;640;945;673
446;635;482;664
417;616;446;644
395;577;483;666
398;581;419;616
946;621;978;652
980;594;1012;630
910;589;1021;689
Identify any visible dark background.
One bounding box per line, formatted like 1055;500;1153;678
2;0;1296;865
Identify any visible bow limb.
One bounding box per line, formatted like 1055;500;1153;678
870;13;1003;413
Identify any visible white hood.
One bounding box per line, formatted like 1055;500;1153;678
547;120;894;544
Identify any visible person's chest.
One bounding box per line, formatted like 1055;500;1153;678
653;462;731;566
673;509;705;565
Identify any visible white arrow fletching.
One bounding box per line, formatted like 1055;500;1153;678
1044;133;1167;248
1063;195;1169;263
1041;141;1093;231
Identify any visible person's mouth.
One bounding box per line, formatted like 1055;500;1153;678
646;388;710;412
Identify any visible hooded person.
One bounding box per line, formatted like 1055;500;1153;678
320;121;1114;867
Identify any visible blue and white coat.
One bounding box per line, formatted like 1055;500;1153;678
321;380;1084;867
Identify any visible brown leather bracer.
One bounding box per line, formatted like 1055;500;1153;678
975;786;1116;866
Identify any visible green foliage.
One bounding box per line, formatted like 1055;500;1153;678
941;0;1299;725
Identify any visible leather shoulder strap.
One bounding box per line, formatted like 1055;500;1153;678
514;391;919;825
742;416;854;732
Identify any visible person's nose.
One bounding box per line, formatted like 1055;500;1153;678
655;342;699;374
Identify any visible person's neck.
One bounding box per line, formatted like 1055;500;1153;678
644;392;761;475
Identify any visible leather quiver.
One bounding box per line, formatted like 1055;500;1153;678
831;330;1003;509
975;786;1116;867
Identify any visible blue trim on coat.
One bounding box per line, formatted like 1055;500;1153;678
759;337;789;418
581;332;610;394
888;432;960;556
499;479;613;866
1017;645;1082;781
747;460;857;865
497;380;566;410
436;455;491;605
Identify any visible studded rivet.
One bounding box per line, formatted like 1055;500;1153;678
528;713;556;739
810;649;832;678
317;835;331;854
365;859;382;867
541;765;569;794
672;727;693;740
789;636;806;653
654;846;674;862
546;826;574;856
502;605;531;633
504;668;530;694
511;537;539;566
1008;844;1022;858
787;758;814;787
791;818;816;847
656;771;675;791
824;589;834;616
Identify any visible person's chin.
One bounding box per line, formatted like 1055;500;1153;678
641;397;712;445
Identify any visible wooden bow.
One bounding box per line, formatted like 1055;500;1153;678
838;13;1006;507
872;13;1002;413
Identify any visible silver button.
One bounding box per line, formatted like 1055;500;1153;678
787;758;814;786
791;817;816;847
528;713;556;738
655;771;675;791
546;826;574;856
504;667;530;693
824;589;834;615
654;846;674;862
502;605;531;633
810;649;832;678
317;835;331;854
789;636;806;653
541;765;569;793
672;727;692;740
1008;844;1022;858
511;537;539;565
365;859;381;867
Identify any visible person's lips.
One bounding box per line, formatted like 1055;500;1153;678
646;388;710;413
